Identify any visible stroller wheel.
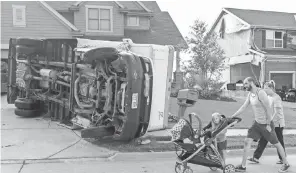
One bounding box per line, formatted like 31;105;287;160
210;167;218;171
184;167;193;173
175;162;184;173
223;164;235;173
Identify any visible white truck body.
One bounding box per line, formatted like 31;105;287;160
75;38;174;131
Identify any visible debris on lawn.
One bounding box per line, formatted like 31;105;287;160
168;112;178;122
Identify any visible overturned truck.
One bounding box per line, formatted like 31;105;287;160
7;38;162;141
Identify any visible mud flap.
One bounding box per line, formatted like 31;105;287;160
7;38;18;104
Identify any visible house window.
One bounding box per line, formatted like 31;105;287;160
85;5;113;32
12;5;26;27
266;30;284;48
127;16;139;26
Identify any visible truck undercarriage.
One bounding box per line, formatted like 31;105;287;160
7;38;153;141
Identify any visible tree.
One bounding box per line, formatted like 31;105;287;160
182;19;225;90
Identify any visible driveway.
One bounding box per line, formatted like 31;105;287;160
1;95;114;162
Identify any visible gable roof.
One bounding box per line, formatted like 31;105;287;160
210;8;296;33
45;1;76;11
225;8;296;30
42;1;185;47
38;1;79;31
124;12;187;48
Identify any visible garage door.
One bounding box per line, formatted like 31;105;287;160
270;73;293;90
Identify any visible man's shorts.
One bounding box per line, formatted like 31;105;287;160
247;121;279;144
217;140;227;151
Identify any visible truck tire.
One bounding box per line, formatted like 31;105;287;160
16;45;42;55
14;108;41;117
16;38;43;47
15;98;39;110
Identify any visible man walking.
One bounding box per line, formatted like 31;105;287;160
230;77;290;172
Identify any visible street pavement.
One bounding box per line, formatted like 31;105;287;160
1;95;296;173
2;150;296;173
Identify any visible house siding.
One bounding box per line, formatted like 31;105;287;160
1;1;72;45
216;30;251;57
214;14;251;58
74;1;124;36
124;16;150;30
265;61;296;77
254;30;263;49
59;11;74;25
230;63;260;83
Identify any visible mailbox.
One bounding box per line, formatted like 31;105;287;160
177;89;199;106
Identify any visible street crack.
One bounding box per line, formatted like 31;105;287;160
18;160;26;173
1;144;16;148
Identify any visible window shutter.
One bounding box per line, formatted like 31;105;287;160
283;32;287;48
219;18;225;39
262;30;266;48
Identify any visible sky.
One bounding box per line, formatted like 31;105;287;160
156;0;296;70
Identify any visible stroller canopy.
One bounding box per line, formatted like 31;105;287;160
170;119;194;141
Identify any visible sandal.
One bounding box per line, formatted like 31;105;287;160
247;157;259;163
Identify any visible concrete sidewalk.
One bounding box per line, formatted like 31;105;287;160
1;96;115;162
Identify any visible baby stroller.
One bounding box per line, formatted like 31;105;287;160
170;113;242;173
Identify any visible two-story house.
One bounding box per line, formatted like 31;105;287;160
1;1;186;60
209;8;296;90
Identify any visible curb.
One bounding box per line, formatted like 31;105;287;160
1;154;115;164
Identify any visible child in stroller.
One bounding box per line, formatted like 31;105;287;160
170;113;241;173
203;112;228;161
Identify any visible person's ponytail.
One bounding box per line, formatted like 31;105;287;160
269;80;276;90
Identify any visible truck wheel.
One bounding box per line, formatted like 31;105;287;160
15;98;39;110
16;45;42;55
14;108;41;117
16;38;43;47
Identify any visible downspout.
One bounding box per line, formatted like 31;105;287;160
251;26;267;87
261;56;267;86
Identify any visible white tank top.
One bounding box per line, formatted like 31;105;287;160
249;89;268;124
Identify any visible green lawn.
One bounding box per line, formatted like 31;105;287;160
168;98;296;129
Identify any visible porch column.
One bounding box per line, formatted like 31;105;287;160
173;49;184;89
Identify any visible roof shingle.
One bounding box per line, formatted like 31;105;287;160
45;1;76;11
124;12;187;48
225;8;296;29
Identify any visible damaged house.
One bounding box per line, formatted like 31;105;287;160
209;8;296;90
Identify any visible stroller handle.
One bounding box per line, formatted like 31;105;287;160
232;117;242;123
